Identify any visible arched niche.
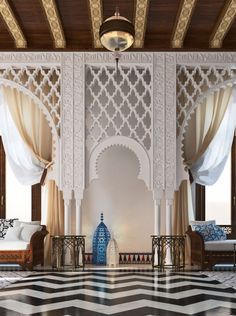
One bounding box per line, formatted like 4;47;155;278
88;136;151;190
0;78;60;184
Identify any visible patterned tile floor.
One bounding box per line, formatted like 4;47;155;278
0;269;235;315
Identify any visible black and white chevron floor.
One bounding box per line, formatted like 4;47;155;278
0;270;235;315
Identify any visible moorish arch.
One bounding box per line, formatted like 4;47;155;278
88;136;151;190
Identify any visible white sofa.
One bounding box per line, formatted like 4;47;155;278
186;220;236;270
0;219;48;270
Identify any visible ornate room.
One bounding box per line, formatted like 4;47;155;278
0;0;235;315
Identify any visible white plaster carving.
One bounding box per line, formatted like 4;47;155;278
73;53;85;200
84;52;153;64
0;52;61;64
85;63;152;154
88;136;151;189
176;52;236;65
61;53;74;194
165;53;176;199
153;53;165;199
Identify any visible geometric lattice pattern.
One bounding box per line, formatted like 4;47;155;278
177;65;236;135
85;65;152;153
0;66;61;134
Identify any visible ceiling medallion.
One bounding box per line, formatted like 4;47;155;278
99;8;135;69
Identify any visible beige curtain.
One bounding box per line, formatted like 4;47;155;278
173;180;191;263
174;86;234;264
44;180;64;265
3;87;52;165
2;86;64;264
184;86;233;166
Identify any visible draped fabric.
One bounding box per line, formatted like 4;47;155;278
173;180;193;263
0;90;43;184
0;86;64;263
184;86;233;167
174;85;236;263
191;89;236;185
44;180;64;265
3;86;52;165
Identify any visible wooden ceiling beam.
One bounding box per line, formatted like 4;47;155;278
88;0;103;48
0;0;26;48
133;0;149;48
210;0;236;48
171;0;197;48
41;0;66;48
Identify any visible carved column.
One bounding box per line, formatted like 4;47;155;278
74;190;83;235
63;190;72;235
166;198;173;235
154;199;161;235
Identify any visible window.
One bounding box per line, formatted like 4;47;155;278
0;136;41;221
196;136;236;231
205;152;231;225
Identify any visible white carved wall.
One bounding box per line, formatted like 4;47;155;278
2;52;236;237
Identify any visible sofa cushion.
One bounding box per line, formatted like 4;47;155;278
0;241;30;251
14;220;40;227
192;223;216;241
212;225;227;240
20;224;41;242
0;218;18;239
4;227;22;241
205;239;236;251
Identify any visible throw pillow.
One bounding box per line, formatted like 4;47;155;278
0;218;18;239
190;220;216;228
4;226;22;241
20;224;42;242
211;225;227;241
192;223;216;241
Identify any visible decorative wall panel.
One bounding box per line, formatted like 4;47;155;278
85;64;152;154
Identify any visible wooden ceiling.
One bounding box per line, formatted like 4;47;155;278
0;0;236;51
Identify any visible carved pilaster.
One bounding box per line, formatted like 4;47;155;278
73;53;85;199
165;53;176;196
153;53;165;195
61;53;74;194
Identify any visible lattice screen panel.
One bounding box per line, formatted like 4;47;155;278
0;66;61;134
177;65;236;136
85;65;152;153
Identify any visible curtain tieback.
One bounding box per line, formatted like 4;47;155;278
184;165;194;184
40;161;54;185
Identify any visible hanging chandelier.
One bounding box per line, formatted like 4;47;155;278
99;8;135;67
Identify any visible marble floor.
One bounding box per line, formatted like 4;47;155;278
0;270;235;315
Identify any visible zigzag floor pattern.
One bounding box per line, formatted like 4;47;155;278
0;270;235;315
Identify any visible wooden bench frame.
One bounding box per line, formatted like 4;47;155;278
0;225;48;270
186;225;236;270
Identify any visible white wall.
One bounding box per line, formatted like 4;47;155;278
80;146;154;253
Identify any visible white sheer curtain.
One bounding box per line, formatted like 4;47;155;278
0;88;44;185
191;87;236;185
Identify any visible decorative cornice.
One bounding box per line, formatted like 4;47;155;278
88;0;103;48
41;0;66;48
210;0;236;48
133;0;149;48
0;0;26;48
171;0;196;48
0;52;61;64
176;52;236;64
84;52;153;64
